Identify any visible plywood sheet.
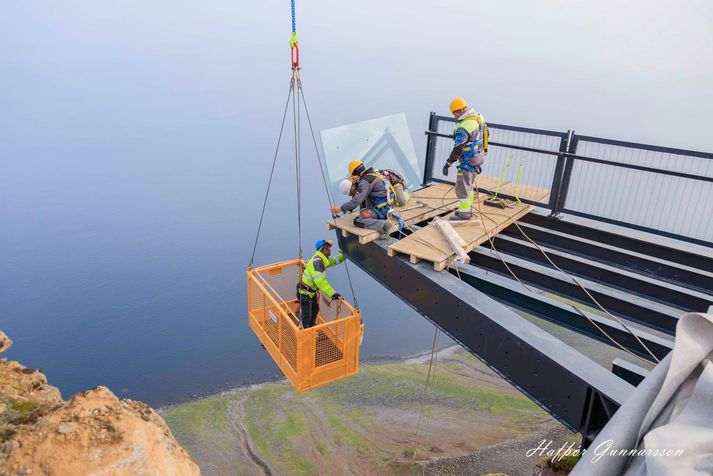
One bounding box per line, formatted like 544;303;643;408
477;178;550;203
388;201;535;270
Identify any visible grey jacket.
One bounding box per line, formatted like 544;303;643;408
340;168;388;213
447;109;486;168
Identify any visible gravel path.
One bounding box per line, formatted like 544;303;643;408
227;397;272;476
422;420;577;476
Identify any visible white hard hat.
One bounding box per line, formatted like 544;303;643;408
339;178;353;195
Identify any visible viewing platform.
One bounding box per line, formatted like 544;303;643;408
329;180;550;271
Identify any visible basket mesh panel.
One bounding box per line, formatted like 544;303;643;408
315;321;345;367
281;318;297;371
264;304;279;346
259;263;301;322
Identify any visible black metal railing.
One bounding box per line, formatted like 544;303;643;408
423;112;713;248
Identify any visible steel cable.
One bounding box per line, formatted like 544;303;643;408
248;82;294;267
292;77;302;259
297;83;359;309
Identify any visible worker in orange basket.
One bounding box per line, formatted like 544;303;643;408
297;239;345;329
441;97;488;221
331;160;394;239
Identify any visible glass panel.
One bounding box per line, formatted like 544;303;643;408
320;113;421;203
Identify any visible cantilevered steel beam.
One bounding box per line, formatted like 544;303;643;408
502;221;713;294
521;210;713;274
454;264;674;361
491;233;713;312
339;234;634;443
469;247;680;335
611;358;650;387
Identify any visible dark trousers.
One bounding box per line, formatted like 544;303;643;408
299;293;319;329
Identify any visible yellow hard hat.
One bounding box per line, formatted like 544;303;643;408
449;97;468;113
348;160;364;175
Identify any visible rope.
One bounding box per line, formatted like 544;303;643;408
419;329;440;476
397;178;659;363
467;178;660;364
472;178;535;293
248;81;294;267
298;82;360;309
508;219;660;364
411;327;440;464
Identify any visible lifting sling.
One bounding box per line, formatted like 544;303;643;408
246;0;362;393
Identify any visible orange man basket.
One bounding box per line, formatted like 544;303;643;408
247;258;363;392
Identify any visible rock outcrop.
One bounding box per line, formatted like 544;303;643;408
0;330;200;475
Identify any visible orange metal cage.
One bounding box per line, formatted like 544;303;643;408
246;258;363;392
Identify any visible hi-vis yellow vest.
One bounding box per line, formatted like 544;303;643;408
299;250;344;298
457;113;489;161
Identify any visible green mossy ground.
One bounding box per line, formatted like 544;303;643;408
164;351;548;475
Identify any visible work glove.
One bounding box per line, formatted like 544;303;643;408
331;293;342;301
442;163;450;176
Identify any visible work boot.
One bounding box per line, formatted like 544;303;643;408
449;212;472;222
380;221;393;240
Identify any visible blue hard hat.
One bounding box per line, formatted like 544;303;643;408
315;239;334;250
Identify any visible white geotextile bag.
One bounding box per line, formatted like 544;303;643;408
571;312;713;476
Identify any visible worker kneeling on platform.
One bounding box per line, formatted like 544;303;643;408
339;168;410;207
331;160;396;239
442;97;488;221
297;239;345;329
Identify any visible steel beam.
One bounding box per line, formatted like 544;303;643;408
501;221;713;294
454;264;673;361
469;247;680;335
522;210;713;274
491;233;713;312
611;358;650;387
339;234;634;443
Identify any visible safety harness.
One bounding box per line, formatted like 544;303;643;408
298;250;342;299
456;114;489;174
360;169;405;229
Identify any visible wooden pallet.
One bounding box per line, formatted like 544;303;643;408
386;184;550;270
326;182;457;244
326;176;548;247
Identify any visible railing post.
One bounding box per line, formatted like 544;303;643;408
549;130;578;218
423;112;438;186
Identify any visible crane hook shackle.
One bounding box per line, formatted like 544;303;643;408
290;32;300;69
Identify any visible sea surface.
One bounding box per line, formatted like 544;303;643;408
3;1;709;408
1;147;444;407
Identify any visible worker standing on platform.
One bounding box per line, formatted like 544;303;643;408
442;98;488;221
297;239;344;329
331;160;394;239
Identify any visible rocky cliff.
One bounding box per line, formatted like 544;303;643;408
0;331;200;476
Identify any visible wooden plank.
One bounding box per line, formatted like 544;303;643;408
472;174;507;191
476;177;550;203
434;217;469;263
388;196;538;270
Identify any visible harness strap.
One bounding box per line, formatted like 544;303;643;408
363;171;392;209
